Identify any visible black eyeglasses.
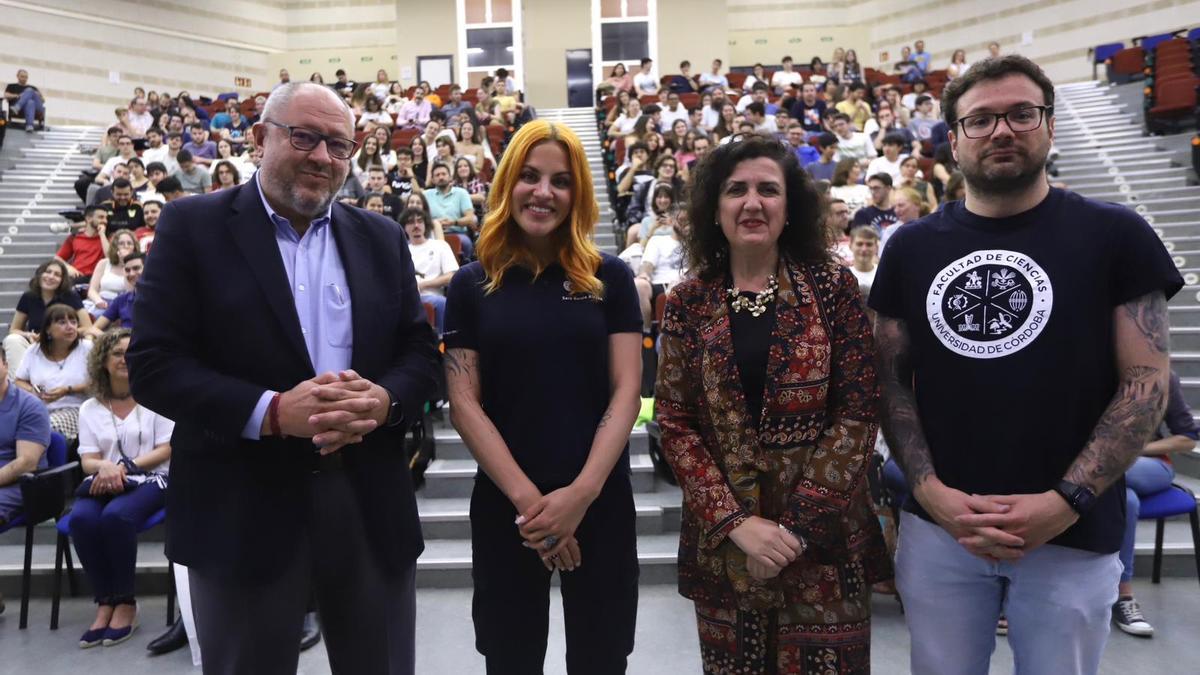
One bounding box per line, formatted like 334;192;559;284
263;120;358;159
956;105;1053;139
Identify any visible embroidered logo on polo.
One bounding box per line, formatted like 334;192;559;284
926;249;1053;359
561;279;601;302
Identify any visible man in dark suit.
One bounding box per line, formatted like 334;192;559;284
128;81;439;674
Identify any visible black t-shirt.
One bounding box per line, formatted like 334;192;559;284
852;205;899;230
443;254;642;487
5;83;36;98
868;188;1182;553
104;201;145;234
386;168;417;201
16;290;84;334
789;99;828;132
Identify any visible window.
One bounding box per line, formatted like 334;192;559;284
457;0;523;89
601;22;648;62
592;0;657;93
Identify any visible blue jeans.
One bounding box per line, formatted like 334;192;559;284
1120;456;1176;582
69;481;166;603
421;292;446;335
16;89;44;129
897;511;1120;675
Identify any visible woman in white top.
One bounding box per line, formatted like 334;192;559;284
352;135;386;186
68;329;173;648
947;49;971;79
87;230;138;315
13;304;92;441
383;82;408;116
357;95;393;130
743;63;769;93
455;119;489;169
369;69;392;102
633;208;689;331
372;125;399;172
828;159;871;217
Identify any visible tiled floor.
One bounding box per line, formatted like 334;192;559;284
2;579;1197;674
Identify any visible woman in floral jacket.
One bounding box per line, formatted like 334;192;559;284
655;135;891;674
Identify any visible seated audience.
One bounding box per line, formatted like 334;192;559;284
13;305;93;442
369;69;392;102
847;226;879;289
1114;372;1198;636
785;124;820;167
426;162;478;258
947;49;970;79
831;113;876;163
835;82;872;131
171;150;211;195
397;88;433;128
144;132;182;175
633;57;658;95
626;154;683;228
633;206;688;331
826;198;853;265
942;170;966;204
606;62;633;93
440;85;473;122
698;58;730;93
4;68;45;131
87;253;144;337
897;155;937;207
608;99;642;139
853;173;900;230
829;159;870;216
4;258;92;375
410;136;430;188
629;183;679;249
213;138;253;180
181;124;217;166
789;82;828;134
69;329;173;649
86;230;139;315
102;179;144;234
908;95;940;142
210;160;241;192
358;95;393;130
455;119;489;168
0;345;50;533
386;148;421;199
667;61;699;94
453;157;489;224
805;132;840;182
361;168;404;221
402;208;458;335
878;186;928;250
125;158;152;198
56;206;109;282
771;56;804;95
865;133;909;184
90;163;131;207
840;48;865;84
134;197;161;252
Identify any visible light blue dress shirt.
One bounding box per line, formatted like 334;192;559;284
241;173;354;440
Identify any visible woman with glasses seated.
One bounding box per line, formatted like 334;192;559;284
69;329;174;648
12;304;93;442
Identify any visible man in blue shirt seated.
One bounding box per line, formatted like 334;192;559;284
87;252;144;337
426;162;478;259
0;345;51;530
786;123;819;167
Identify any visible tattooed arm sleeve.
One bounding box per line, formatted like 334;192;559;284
873;314;937;491
1064;291;1171;494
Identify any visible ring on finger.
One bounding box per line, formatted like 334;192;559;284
543;535;559;550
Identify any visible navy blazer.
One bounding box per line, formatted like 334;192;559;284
128;181;439;582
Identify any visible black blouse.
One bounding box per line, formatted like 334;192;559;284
729;294;777;430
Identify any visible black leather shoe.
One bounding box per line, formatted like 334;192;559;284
299;611;321;652
146;617;188;655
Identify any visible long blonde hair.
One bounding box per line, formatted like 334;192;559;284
475;120;603;296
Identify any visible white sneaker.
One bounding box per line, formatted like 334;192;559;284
1113;597;1154;637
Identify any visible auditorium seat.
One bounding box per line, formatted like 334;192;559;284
392;127;419;150
1092;42;1125;78
1109;46;1146;83
679;93;700;108
726;72;747;90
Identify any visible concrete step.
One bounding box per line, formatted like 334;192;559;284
1170;352;1200;378
1170;326;1200;352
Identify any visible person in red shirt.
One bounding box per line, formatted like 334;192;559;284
134;197;162;253
55;206;107;282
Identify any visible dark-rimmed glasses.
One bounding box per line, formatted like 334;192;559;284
263;120;358;159
956;105;1053;139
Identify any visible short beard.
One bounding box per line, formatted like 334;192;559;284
959;144;1050;198
260;166;335;220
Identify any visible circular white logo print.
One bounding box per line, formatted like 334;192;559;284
926;249;1053;359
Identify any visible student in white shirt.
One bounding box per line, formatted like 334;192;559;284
633;58;659;95
633;212;689;331
770;56;804;95
402;207;459;335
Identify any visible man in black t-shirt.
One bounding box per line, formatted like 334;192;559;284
362;168;403;222
4;69;44;131
102;179;144;234
851;173;899;230
869;56;1181;674
386;148;419;199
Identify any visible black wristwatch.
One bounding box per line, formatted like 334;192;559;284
384;387;404;428
1054;480;1097;516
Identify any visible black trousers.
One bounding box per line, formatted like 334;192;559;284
188;467;417;675
471;473;639;675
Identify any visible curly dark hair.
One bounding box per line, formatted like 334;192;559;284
685;134;827;281
88;327;132;400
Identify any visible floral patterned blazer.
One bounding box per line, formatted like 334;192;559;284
655;257;891;611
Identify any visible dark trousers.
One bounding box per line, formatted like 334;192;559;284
188;467;417;675
69;480;166;603
471;474;639;675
